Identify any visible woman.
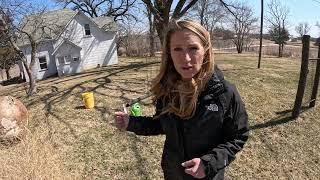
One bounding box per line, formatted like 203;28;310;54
114;20;249;180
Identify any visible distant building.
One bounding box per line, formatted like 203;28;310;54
17;8;118;81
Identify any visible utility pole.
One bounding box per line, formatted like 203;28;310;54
258;0;263;68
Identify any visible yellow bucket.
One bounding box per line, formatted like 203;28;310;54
81;92;94;109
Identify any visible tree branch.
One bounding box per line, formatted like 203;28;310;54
218;0;242;23
173;0;198;19
141;0;163;22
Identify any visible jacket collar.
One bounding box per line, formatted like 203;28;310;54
201;65;226;98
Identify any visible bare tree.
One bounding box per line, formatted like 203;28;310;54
189;0;225;36
142;0;249;46
295;22;311;38
268;25;289;55
118;19;151;56
266;0;290;57
19;9;53;96
229;2;257;53
0;50;19;80
143;3;155;57
56;0;136;21
1;1;63;96
141;0;199;44
0;12;31;87
0;10;17;80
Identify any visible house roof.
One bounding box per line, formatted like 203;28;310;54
92;16;117;32
17;8;117;47
52;38;82;55
17;9;77;46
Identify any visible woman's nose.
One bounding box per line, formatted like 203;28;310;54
182;51;192;62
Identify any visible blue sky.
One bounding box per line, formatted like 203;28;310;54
248;0;320;37
31;0;320;38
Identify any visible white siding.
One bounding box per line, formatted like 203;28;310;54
20;41;57;82
54;42;81;76
58;13;118;71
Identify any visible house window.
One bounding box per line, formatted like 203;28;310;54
57;55;74;65
65;55;71;63
38;56;47;70
84;24;91;35
58;57;64;65
73;57;79;62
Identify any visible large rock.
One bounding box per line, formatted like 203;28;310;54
0;96;28;140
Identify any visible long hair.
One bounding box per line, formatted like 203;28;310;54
151;20;214;119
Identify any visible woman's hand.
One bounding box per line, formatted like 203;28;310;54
181;158;206;179
114;111;129;131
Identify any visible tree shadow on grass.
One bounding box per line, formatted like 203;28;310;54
41;61;159;86
0;138;21;149
220;67;257;72
128;133;153;180
22;60;159;178
250;106;312;130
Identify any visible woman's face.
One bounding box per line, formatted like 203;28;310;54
170;29;205;81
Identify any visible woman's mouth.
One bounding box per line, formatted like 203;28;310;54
182;66;193;71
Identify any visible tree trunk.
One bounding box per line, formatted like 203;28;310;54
21;58;35;95
26;38;37;96
235;39;242;53
155;20;167;46
236;43;241;53
23;59;36;96
27;76;36;96
147;8;155;57
153;0;170;46
199;0;206;26
143;0;198;46
278;44;282;57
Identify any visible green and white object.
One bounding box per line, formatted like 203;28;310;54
130;102;141;116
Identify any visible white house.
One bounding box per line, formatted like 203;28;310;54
18;8;118;81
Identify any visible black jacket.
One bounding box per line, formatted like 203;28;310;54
127;70;249;180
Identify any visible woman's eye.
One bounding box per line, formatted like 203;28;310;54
173;47;182;51
190;47;199;50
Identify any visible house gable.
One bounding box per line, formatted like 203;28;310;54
52;39;82;56
57;12;118;71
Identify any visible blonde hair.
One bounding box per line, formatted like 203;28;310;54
151;20;214;119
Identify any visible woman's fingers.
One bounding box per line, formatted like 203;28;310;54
182;159;196;168
114;111;129;130
115;111;125;116
182;158;205;179
183;160;198;175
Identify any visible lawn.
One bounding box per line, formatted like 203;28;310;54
0;53;319;179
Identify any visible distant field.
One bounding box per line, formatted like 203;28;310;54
1;53;319;179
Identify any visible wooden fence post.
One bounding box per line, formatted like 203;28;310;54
292;35;310;118
309;44;320;107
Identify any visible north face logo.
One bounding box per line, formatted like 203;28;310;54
206;104;218;112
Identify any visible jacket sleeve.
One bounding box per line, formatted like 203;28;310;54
126;100;164;136
200;85;249;178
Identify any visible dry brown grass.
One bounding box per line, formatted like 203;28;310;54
0;53;319;179
0;130;79;179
